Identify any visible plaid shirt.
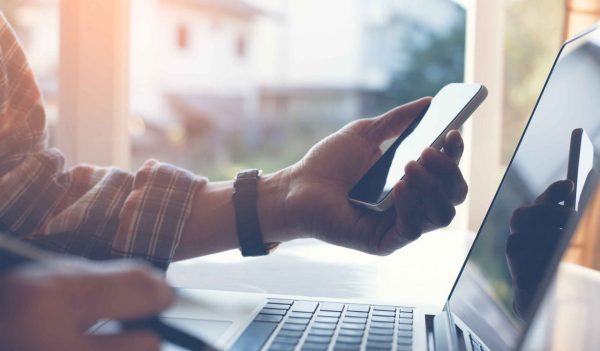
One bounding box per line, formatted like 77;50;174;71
0;14;205;269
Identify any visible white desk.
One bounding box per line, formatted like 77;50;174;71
167;229;471;307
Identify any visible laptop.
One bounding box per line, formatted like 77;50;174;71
98;24;600;351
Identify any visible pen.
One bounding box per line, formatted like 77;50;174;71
0;236;216;351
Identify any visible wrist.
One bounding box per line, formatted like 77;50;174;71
258;169;298;243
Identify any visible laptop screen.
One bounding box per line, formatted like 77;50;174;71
448;26;600;350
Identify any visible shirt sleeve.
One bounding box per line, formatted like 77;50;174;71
0;13;206;270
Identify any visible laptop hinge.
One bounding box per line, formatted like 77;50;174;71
432;302;460;351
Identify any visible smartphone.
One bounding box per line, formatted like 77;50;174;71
348;83;488;212
566;128;595;211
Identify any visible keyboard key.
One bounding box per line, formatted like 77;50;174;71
341;323;365;330
366;347;390;351
278;330;303;338
314;316;338;324
308;328;335;336
281;323;306;331
373;305;396;312
292;301;319;313
286;317;310;325
268;299;294;305
317;311;341;318
345;311;368;318
312;322;337;330
368;334;393;343
397;331;412;338
399;312;413;319
398;324;413;331
398;318;412;325
320;302;345;312
366;341;392;348
334;344;360;351
255;314;283;323
336;335;363;344
371;316;394;323
397;346;412;351
343;317;367;324
261;308;287;316
370;322;394;329
368;328;393;336
371;310;395;317
265;303;290;310
397;337;413;345
289;311;313;319
338;328;363;336
305;335;332;344
302;343;329;351
230;321;277;351
347;304;370;313
399;307;414;313
270;343;296;351
273;336;300;345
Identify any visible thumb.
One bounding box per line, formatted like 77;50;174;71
366;97;432;144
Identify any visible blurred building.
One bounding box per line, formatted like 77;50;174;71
4;0;465;175
130;0;262;166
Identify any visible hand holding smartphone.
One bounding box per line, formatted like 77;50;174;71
348;83;487;211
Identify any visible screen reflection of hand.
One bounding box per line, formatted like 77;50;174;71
506;180;575;318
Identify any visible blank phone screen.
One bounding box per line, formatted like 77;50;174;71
349;84;483;205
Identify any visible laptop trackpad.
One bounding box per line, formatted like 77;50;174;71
161;317;231;349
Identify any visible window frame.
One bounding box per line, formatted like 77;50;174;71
58;0;131;169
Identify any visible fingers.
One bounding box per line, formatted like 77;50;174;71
420;147;468;205
386;181;423;245
366;97;432;144
404;161;456;227
442;130;464;163
63;262;174;323
534;180;574;204
510;204;572;234
89;332;161;351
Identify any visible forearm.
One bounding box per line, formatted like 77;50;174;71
176;169;297;260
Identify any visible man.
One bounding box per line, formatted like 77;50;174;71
0;11;467;350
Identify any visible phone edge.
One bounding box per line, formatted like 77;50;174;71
349;84;488;212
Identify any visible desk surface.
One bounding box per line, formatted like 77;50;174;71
167;229;471;307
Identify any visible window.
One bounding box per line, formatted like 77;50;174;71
236;34;247;59
177;24;189;50
129;0;467;181
501;0;566;163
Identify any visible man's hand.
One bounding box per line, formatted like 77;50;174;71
0;259;174;351
507;180;574;315
280;97;468;255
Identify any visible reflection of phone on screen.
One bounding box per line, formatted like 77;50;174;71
566;129;594;211
348;83;488;212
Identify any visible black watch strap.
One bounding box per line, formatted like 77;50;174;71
233;169;270;256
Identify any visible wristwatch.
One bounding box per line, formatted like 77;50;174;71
232;169;278;256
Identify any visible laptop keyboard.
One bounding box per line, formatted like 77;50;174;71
231;299;414;351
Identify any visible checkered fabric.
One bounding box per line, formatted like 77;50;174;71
0;13;205;270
